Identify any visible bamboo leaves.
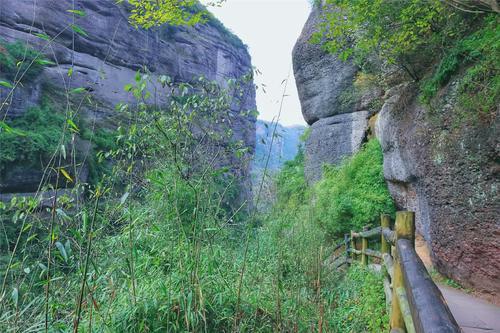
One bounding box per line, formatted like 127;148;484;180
67;9;86;17
70;24;88;37
55;241;68;262
0;80;13;88
59;168;73;183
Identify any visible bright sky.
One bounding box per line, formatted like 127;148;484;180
203;0;311;126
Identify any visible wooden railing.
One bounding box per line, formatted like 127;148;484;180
333;211;461;333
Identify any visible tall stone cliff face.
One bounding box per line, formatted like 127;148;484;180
376;82;499;296
293;7;499;295
0;0;256;198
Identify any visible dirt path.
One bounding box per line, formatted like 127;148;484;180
414;235;500;332
439;284;500;333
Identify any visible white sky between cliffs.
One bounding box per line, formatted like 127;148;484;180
202;0;311;126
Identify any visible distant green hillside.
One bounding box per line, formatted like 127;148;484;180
252;119;306;175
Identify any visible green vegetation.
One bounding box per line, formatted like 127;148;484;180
421;15;499;115
0;4;399;331
0;103;66;173
276;140;395;239
331;264;389;332
0;94;117;184
311;0;458;73
126;0;206;28
314;139;395;237
0;39;46;83
313;1;499;122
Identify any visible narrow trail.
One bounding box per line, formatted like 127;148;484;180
415;236;500;333
439;284;500;333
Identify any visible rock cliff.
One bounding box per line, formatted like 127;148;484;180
0;0;256;199
292;6;381;183
376;81;499;295
293;6;499;295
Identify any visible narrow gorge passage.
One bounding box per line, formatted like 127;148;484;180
0;1;498;332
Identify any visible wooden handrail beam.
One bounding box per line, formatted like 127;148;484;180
396;287;417;333
383;276;392;312
383;253;394;280
382;227;396;245
345;212;460;333
397;239;461;333
364;248;383;259
391;211;415;331
352;226;382;238
361;226;382;238
349;248;362;255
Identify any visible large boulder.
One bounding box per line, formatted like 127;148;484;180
0;0;256;199
305;111;371;182
292;5;382;182
292;6;358;126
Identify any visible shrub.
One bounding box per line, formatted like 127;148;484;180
313;139;395;237
421;14;499;112
0;73;393;332
330;264;389;332
0;39;45;82
275;149;308;210
0;103;66;173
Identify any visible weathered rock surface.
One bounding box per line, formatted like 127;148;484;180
292;6;358;126
292;6;383;182
376;82;500;295
304;111;371;182
0;0;256;198
0;79;43;118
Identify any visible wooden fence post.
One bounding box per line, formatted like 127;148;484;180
381;214;391;255
344;234;350;264
350;231;356;262
390;211;415;332
361;226;368;266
